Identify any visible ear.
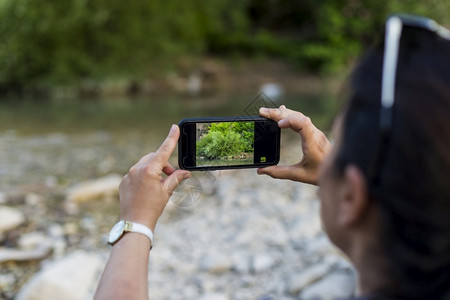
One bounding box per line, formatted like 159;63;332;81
337;164;370;227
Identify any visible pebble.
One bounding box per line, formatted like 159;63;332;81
18;232;52;250
200;253;233;275
287;263;330;295
0;245;52;264
198;293;230;300
24;193;44;206
0;206;25;234
251;254;275;273
289;214;322;241
232;254;251;274
0;274;15;289
299;271;357;300
15;251;103;300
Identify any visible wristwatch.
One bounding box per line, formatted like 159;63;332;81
107;220;154;249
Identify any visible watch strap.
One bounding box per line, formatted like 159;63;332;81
124;221;154;249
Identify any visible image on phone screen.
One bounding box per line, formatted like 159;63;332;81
196;121;255;167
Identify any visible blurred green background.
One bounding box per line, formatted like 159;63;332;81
0;0;448;97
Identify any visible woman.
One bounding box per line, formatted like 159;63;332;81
95;14;450;299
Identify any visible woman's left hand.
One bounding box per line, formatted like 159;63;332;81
118;124;191;231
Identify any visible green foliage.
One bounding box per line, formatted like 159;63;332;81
0;0;449;92
0;0;250;89
296;0;450;72
197;121;254;159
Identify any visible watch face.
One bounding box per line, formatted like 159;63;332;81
108;220;125;244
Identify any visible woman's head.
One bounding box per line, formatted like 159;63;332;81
319;16;450;298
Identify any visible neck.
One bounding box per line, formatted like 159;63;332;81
349;233;393;295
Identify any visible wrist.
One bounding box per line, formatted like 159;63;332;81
119;212;159;232
113;231;152;250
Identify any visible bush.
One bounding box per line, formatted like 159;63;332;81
197;130;245;159
197;122;254;159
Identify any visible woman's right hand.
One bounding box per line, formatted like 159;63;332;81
257;105;331;185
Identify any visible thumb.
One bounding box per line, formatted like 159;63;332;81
257;165;295;180
164;170;191;194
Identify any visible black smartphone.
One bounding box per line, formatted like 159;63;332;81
178;116;280;171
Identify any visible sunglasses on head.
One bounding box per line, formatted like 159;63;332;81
369;14;450;183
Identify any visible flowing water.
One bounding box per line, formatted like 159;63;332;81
0;92;336;188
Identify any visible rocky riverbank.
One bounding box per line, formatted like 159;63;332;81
0;130;357;299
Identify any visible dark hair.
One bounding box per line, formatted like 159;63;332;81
334;26;450;299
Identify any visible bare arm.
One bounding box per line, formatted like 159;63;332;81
258;105;331;185
94;125;191;300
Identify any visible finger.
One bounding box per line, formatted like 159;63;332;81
162;162;177;175
257;164;307;180
154;124;180;164
259;106;288;122
164;170;192;194
278;113;315;140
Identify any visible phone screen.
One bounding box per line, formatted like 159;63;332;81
196;121;255;167
179;117;280;171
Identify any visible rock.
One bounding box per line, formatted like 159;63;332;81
0;244;52;264
289;215;322;241
63;222;79;235
46;224;67;258
232;254;251;274
16;251;103;300
25;193;45;206
235;218;289;248
287;263;330;295
0;206;25;234
18;232;52;250
65;174;122;204
264;220;289;247
200;253;233;275
198;293;230;300
299;272;357;300
0;273;15;290
45;176;58;188
304;235;338;257
48;223;64;238
251;254;275;273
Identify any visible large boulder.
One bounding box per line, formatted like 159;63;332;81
16;251;103;300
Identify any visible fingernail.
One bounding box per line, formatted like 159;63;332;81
259;107;268;114
280;105;286;109
183;172;192;179
170;124;177;133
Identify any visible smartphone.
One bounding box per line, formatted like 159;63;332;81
178;116;280;171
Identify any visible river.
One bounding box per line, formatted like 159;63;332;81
0;92;335;188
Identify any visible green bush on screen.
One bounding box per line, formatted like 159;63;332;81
197;122;254;160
